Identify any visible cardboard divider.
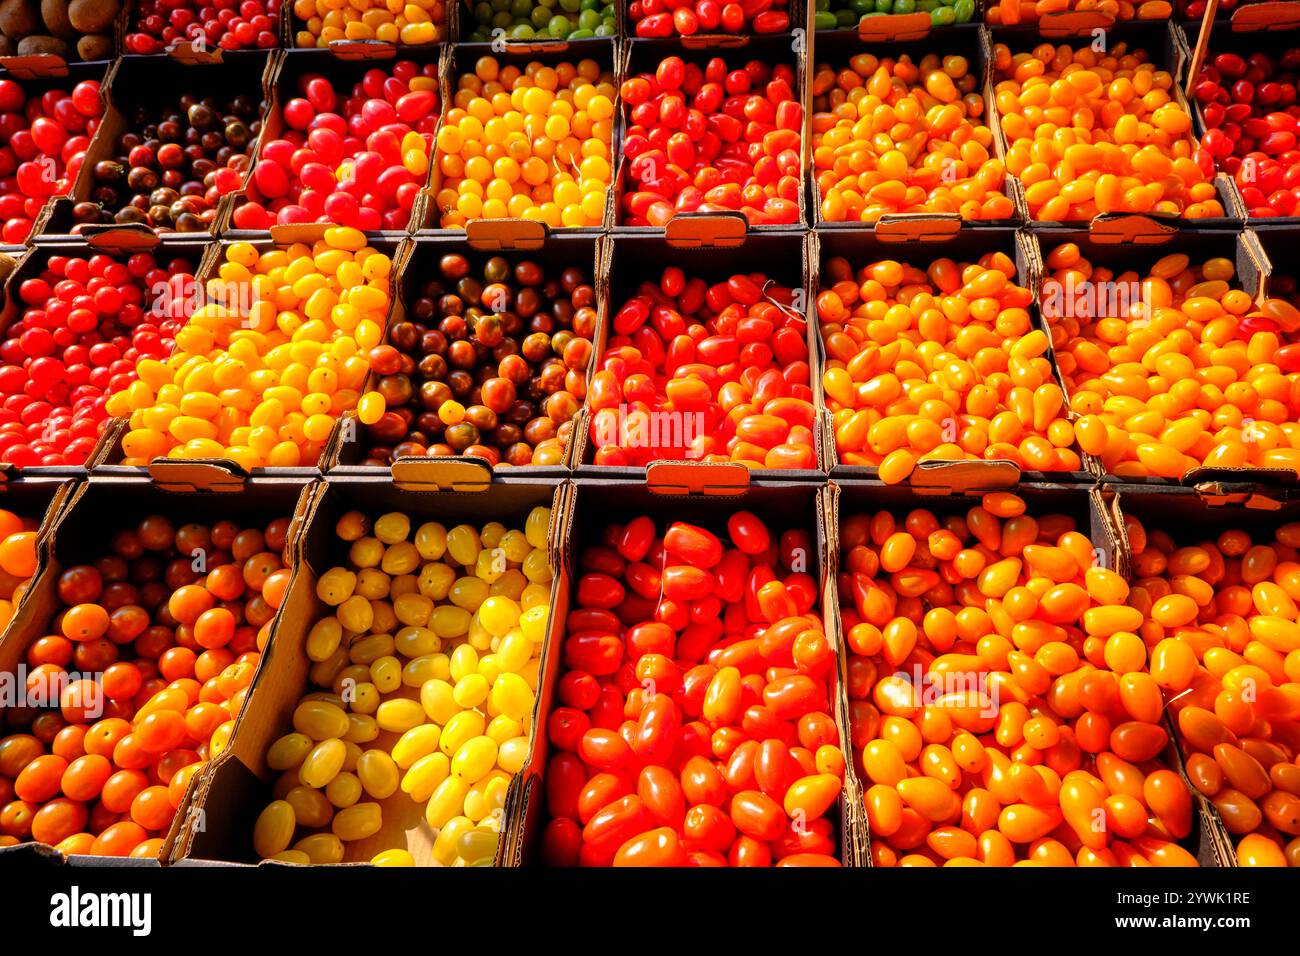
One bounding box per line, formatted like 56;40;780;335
91;231;407;484
809;24;1019;232
31;50;279;244
1097;479;1297;866
504;478;862;866
812;226;1095;489
326;231;603;481
570;229;827;483
1026;225;1295;497
218;45;438;242
988;20;1247;231
172;474;566;866
829;477;1229;866
612;34;809;233
0;233;215;479
418;38;621;236
0;475;312;864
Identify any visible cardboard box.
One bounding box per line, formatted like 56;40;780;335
989;20;1246;236
32;51;280;243
1178;15;1300;230
0;474;313;865
612;33;811;232
173;473;567;865
218;45;439;241
1098;479;1298;866
416;38;621;237
808;24;1017;237
830;477;1231;866
326;229;602;484
0;231;215;479
0;60;112;245
1024;225;1298;493
569;227;828;486
813;226;1094;489
0;3;123;75
91;227;409;489
505;478;863;866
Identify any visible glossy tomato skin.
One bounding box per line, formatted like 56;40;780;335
544;511;843;867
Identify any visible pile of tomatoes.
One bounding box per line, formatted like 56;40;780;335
0;513;291;857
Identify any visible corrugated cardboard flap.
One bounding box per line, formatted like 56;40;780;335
168;41;224;65
1185;467;1298;508
326;39;399;59
0;54;70;80
1231;1;1300;30
464;218;548;250
1088;212;1179;244
645;460;750;495
82;224;163;251
679;35;752;50
857;13;931;42
908;458;1021;494
390;456;494;492
1038;10;1114;37
873;213;961;242
663;212;748;249
146;459;249;492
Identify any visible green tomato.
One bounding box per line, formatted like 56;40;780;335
559;0;582;11
851;0;874;13
930;5;956;25
548;13;573;36
595;22;613;34
509;0;530;18
509;22;535;37
875;0;892;11
953;0;974;20
894;0;915;12
578;7;600;28
474;2;492;25
814;10;839;27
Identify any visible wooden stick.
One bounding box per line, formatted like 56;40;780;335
1186;0;1221;96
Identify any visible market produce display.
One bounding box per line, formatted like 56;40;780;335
0;0;1299;879
0;0;117;61
76;87;265;233
104;228;390;468
994;40;1225;221
811;52;1011;223
620;54;802;227
542;511;844;866
356;252;594;467
254;505;551;865
0;512;291;855
818;252;1078;481
842;493;1198;866
1041;243;1300;478
0;76;103;244
590;265;816;468
231;62;436;232
432;56;614;229
291;0;446;46
465;0;616;40
124;0;282;54
630;0;790;37
0;248;198;467
1191;48;1300;220
1122;513;1300;867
